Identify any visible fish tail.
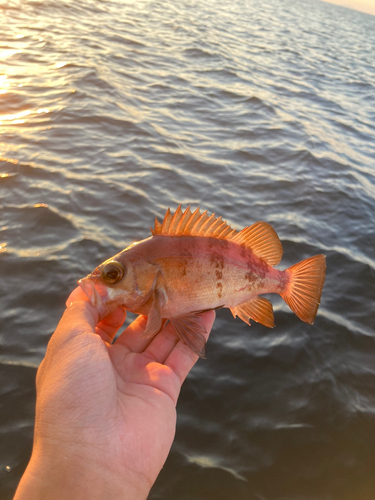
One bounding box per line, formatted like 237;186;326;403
281;255;326;324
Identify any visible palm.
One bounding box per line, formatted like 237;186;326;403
15;290;214;500
36;291;214;494
103;343;181;485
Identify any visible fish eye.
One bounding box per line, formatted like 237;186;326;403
101;261;125;285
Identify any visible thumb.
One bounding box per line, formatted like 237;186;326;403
52;300;99;347
36;300;100;391
52;285;100;343
66;286;89;307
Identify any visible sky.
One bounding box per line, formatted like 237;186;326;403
321;0;375;16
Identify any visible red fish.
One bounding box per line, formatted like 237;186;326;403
79;206;326;357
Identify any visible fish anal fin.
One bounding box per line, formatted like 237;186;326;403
170;314;207;358
141;288;167;339
231;296;275;328
231;221;283;266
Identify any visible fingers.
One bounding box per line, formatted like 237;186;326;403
95;307;127;343
114;310;216;372
59;287;95;339
143;321;180;363
61;287;126;344
114;315;154;353
54;300;98;345
66;286;88;306
165;310;215;385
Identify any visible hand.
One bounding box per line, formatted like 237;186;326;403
14;288;215;500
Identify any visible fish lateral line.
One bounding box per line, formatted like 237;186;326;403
79;206;326;358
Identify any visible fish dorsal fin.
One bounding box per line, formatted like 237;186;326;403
230;221;283;266
151;205;238;239
151;207;282;266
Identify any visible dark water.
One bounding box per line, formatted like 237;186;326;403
1;0;375;498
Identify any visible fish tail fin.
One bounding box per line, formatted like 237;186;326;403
281;255;326;324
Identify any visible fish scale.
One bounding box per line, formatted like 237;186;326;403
79;206;326;357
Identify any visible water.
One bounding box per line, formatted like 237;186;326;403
1;0;374;498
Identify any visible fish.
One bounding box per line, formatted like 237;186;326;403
79;206;326;357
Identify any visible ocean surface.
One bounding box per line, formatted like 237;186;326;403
1;0;374;498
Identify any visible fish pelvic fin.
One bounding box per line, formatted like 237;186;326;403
231;296;275;328
281;255;326;324
170;314;207;358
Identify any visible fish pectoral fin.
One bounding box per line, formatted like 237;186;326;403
170;314;207;359
141;288;167;339
230;296;275;328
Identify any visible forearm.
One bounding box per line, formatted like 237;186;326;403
14;446;150;500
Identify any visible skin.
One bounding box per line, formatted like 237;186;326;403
14;287;215;500
83;235;288;320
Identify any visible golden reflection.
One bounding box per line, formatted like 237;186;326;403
0;109;30;125
0;75;10;94
0;108;49;126
0;49;19;60
0;157;18;164
187;455;246;481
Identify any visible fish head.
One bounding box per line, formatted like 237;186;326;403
79;238;159;319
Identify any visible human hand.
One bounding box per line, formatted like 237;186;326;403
14;288;215;500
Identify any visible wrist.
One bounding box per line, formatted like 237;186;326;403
14;441;150;500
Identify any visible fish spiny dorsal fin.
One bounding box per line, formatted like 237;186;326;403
168;204;183;235
151;209;281;264
231;221;283;266
176;205;192;233
191;210;209;234
203;215;223;236
151;206;238;240
151;216;163;235
183;207;201;234
212;220;230;237
161;207;172;234
199;213;218;236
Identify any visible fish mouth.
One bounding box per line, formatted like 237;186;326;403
78;276;105;310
